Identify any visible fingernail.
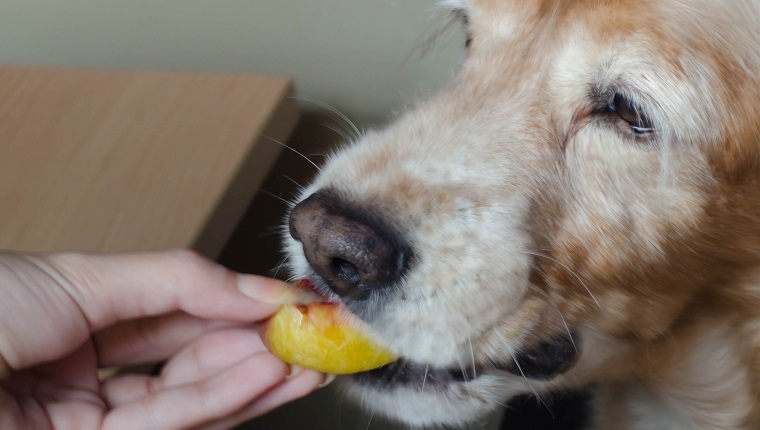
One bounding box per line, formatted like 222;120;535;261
238;276;322;305
319;373;337;388
286;364;305;379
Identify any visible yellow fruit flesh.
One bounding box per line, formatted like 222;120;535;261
264;303;397;374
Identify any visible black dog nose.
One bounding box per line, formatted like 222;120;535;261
288;192;408;300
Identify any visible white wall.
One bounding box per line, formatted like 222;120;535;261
0;0;466;126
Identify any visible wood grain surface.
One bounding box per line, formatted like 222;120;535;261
0;66;298;257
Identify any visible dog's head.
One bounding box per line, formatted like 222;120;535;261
283;0;760;426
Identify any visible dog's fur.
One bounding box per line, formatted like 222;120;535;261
283;1;760;428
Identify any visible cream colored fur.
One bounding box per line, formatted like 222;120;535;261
283;1;760;428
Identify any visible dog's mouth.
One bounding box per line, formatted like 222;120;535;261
352;358;481;389
293;277;581;386
353;331;581;389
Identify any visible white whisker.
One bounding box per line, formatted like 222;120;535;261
289;95;362;139
458;358;475;401
505;345;554;419
522;250;602;311
280;174;305;193
258;189;294;207
272;255;289;279
321;121;354;142
468;324;478;381
533;283;580;354
261;134;322;172
454;321;476;402
364;411;375;430
553;300;579;353
421;363;429;393
257;225;286;239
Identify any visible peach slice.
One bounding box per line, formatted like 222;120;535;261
263;302;397;374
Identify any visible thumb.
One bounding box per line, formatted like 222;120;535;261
44;249;318;330
0;249;315;376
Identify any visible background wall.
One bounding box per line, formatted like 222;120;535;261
0;0;466;127
0;1;504;428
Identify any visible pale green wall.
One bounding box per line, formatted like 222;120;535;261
0;0;466;126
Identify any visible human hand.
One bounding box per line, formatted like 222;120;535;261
0;249;327;430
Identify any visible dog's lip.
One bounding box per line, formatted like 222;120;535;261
353;331;581;388
295;276;340;302
352;358;485;388
494;331;581;380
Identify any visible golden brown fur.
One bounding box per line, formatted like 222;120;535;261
284;1;760;428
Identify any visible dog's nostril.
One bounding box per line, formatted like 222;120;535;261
331;258;361;283
288;191;409;300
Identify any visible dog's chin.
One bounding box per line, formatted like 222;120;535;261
340;332;581;427
341;364;512;427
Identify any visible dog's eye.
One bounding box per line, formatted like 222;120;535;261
609;94;654;135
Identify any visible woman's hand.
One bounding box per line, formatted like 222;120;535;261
0;249;326;430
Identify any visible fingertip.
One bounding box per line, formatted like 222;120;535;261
237;275;322;305
227;351;292;391
286;364;306;379
318;373;337;389
252;351;291;380
275;368;326;401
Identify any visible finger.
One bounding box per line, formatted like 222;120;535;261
101;373;159;408
159;326;268;386
42;249;318;332
238;368;328;419
93;312;247;367
0;249;314;376
102;326;270;404
101;327;268;406
0;253;95;377
203;369;326;430
102;352;289;430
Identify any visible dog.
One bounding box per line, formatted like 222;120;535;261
282;1;760;428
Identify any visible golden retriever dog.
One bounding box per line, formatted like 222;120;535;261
283;0;760;428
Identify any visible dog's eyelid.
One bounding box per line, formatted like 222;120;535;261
589;88;658;138
447;5;473;48
611;93;656;133
431;3;473;51
439;0;471;16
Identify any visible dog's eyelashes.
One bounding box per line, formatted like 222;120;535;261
461;13;473;49
608;93;655;135
446;5;473;49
